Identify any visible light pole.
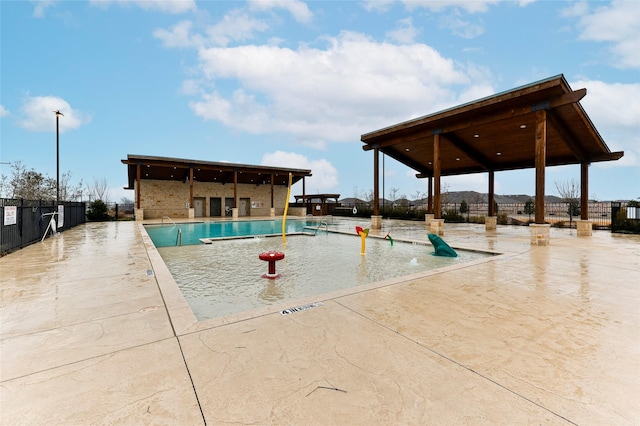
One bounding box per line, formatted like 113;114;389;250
54;110;63;205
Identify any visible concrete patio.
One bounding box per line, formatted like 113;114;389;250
1;220;638;425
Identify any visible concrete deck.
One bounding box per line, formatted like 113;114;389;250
1;220;639;425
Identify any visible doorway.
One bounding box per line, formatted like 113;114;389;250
239;198;250;217
210;197;222;217
194;197;205;217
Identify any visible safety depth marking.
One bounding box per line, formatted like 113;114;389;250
280;302;323;315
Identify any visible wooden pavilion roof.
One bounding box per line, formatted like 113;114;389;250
361;75;623;177
122;155;312;190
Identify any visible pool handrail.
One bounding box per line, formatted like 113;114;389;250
162;216;177;227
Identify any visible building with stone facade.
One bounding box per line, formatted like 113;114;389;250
122;155;312;220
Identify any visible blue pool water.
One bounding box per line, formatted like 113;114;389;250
145;218;494;320
145;219;309;247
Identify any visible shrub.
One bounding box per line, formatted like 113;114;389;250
87;199;111;221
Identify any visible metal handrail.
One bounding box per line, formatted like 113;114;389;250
162;216;176;226
176;228;182;246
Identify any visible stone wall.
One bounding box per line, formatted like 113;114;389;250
137;179;292;219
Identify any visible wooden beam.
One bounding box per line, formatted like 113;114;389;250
546;110;587;162
581;162;589;220
443;133;494;171
433;134;441;219
135;164;141;209
270;174;274;208
373;148;379;216
189;167;194;208
535;110;547;224
488;171;495;216
233;170;238;208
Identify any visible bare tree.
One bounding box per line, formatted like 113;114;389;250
555;178;580;228
388;187;399;203
89;177;110;202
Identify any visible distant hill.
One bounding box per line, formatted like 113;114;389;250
341;191;568;205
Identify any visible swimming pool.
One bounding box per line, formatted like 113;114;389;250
153;227;492;321
145;219;310;247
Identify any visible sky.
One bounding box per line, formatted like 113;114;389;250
1;0;639;203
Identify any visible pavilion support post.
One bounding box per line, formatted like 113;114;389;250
232;170;239;219
188;167;195;219
425;176;434;228
303;176;307;214
486;170;497;231
135;163;143;221
270;174;275;217
430;134;444;235
371;147;382;229
532;109;550;245
577;162;592;236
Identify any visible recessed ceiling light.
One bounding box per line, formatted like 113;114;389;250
520;124;527;129
474;134;480;138
496;152;502;156
456;157;460;161
428;161;432;165
405;148;410;151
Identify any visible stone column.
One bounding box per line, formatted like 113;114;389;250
188;208;195;219
530;223;551;246
430;219;445;236
135;208;144;221
576;220;592;237
371;215;382;230
270;208;276;218
485;216;497;231
425;213;434;229
232;208;239;219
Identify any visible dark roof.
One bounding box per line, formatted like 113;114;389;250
122;155;312;190
361;75;623;178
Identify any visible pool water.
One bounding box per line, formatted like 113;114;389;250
145;219;308;247
156;232;491;320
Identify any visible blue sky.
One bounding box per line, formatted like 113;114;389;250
1;0;639;202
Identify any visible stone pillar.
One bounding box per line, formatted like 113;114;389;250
430;219;445;236
135;208;144;221
485;216;497;231
188;208;195;219
425;213;434;228
232;208;239;219
576;220;592;237
530;223;551;246
371;215;382;230
270;208;276;218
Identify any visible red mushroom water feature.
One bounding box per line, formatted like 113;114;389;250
259;251;285;279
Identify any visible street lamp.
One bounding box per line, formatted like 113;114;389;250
54;110;63;205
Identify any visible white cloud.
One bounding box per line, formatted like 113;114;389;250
188;31;480;144
248;0;313;24
439;10;485;39
153;20;199;48
90;0;196;14
31;0;56;18
0;105;9;117
261;151;339;192
400;1;498;14
386;17;419;44
205;10;269;47
17;95;91;133
570;0;640;69
573;79;640;167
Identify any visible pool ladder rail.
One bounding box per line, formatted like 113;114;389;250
176;228;182;246
161;216;177;226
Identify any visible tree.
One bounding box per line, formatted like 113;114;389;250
555;179;580;229
459;200;468;214
1;160;85;202
89;177;110;203
87;199;111;221
524;198;535;221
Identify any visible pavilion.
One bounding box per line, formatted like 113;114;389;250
361;75;623;243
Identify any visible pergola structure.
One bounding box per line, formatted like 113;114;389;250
361;75;623;229
122;155;312;212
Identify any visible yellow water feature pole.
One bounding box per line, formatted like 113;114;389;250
282;173;292;245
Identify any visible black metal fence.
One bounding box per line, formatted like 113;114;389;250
337;201;631;230
0;199;87;255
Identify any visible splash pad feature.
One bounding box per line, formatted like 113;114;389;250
355;226;370;255
428;233;458;257
259;251;285;278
